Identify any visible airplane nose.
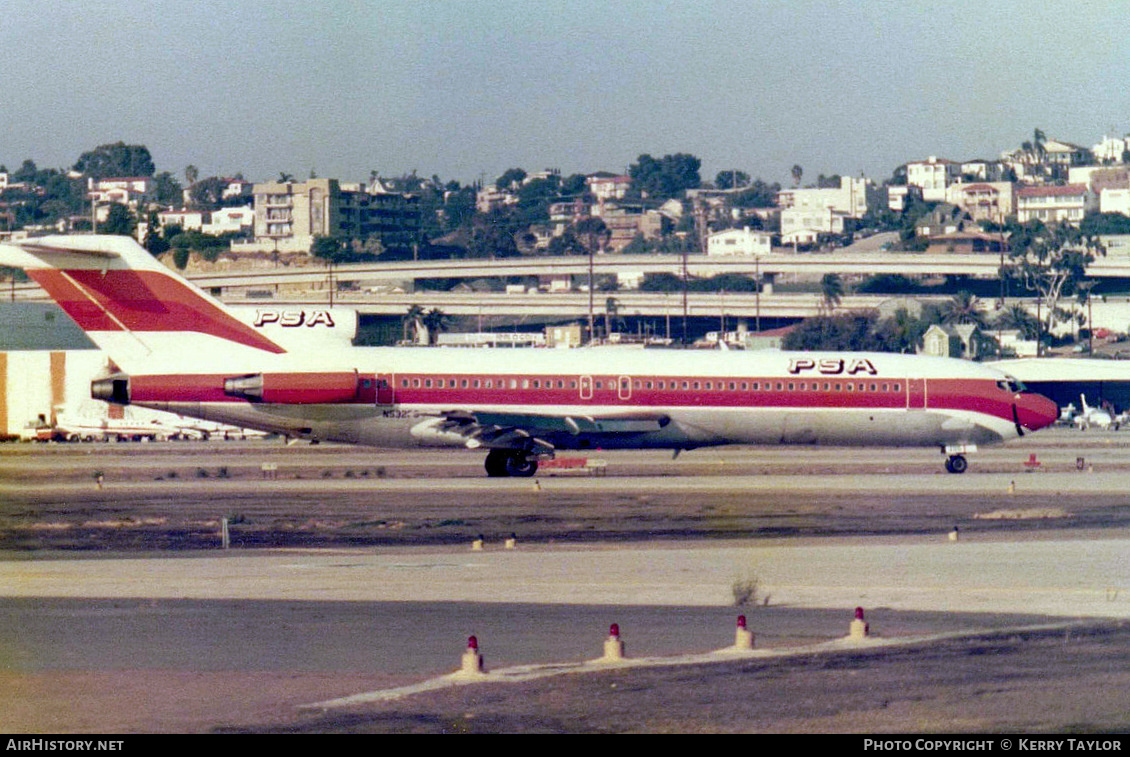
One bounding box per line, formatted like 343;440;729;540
1015;392;1059;432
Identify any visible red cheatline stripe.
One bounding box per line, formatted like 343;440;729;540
30;269;284;354
123;372;1015;422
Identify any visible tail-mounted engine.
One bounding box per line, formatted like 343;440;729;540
223;371;362;404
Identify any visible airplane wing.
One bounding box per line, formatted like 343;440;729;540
436;409;671;451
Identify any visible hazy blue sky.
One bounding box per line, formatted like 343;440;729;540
5;0;1130;188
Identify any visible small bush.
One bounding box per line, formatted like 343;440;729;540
732;571;761;607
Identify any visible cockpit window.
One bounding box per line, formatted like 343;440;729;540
998;377;1026;393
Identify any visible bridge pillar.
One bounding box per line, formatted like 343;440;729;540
760;273;775;295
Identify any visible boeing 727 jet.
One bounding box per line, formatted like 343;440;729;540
0;235;1058;475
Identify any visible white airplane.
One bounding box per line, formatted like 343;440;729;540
0;235;1058;475
1074;394;1114;431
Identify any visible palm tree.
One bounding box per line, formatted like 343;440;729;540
402;304;425;343
941;291;988;328
422;308;451;346
791;164;803;188
819;273;843;314
994;303;1040;340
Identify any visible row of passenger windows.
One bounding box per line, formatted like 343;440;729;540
398;376;903;393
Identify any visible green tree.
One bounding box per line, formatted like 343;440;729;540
940;291;988;328
188;176;228;210
1004;221;1104;342
715;170;750;189
73;142;155;178
783;312;880;351
819;273;844;313
468;212;520;258
629;153;702;199
153;172;183;205
791;164;803;187
993;304;1040;340
144;210;170;256
496;168;527;189
310;235;350;265
100;203;136;236
421;308;452;346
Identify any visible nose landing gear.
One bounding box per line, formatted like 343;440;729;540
944;454;967;474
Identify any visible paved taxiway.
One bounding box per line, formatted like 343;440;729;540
4;430;1130;731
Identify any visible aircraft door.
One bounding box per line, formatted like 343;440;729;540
580;375;593;401
375;373;395;405
618;376;632;401
907;378;926;409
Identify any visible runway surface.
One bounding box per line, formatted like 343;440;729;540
3;430;1130;732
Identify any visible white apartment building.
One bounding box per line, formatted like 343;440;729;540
251;178;419;253
906;157;960;202
1016;184;1094;224
780;206;847;246
89;177;155;210
475;185;518;214
776;176;870;218
1092;135;1129;164
706;228;772;256
587;175;632;202
1100;188;1130;216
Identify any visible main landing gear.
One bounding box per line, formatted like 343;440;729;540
484;448;539;478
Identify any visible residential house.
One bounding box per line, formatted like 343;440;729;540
548;197;591;237
920;323;981;359
1092;135;1129;165
1100;188;1130;216
1016;184;1094;225
914;204;973;237
905;157;961;202
1099;234;1130;259
925;230;1008;255
1068;165;1130;195
475;184;518;214
593;201;671;251
706;227;772;256
776;176;871;218
587;174;631;202
959;160;1008;182
885;184;921;213
780;206;848;247
776;176;871;247
946;182;1016;224
206;206;254;236
89;177;155;220
1002;138;1092;183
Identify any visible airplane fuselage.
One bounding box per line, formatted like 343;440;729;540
99;346;1056;456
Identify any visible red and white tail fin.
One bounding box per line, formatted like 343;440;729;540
0;235;286;373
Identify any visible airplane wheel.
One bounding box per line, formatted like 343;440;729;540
945;455;967;474
504;452;538;478
485;449;538;477
484;449;510;477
